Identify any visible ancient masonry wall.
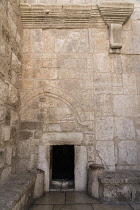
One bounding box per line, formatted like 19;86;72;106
0;0;22;180
19;0;140;182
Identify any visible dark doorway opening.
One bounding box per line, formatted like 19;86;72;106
52;145;74;180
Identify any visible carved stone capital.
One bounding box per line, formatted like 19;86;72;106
20;2;134;54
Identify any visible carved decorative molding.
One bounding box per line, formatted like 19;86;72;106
20;4;105;29
20;3;134;54
98;3;134;53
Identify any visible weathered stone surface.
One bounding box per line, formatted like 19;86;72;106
19;130;33;140
0;150;5;169
1;167;11;181
95;117;113;141
96;141;115;168
2;126;11;142
114;118;135;140
99;171;140;202
19;122;42;130
0;172;36;210
6;147;12;165
75;146;88;191
118;141;137;165
0;80;8;105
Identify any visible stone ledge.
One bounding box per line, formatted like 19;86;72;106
99;171;140;184
98;171;140;202
0;171;36;210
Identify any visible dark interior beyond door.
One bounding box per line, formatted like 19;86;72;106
52;145;74;180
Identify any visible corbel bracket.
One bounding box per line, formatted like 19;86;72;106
98;3;134;54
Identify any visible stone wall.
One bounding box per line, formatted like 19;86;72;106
0;0;22;180
19;0;140;190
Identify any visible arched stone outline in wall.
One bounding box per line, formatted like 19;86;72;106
20;85;92;129
19;87;90;192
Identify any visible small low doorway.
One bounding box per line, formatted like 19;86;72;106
50;145;74;190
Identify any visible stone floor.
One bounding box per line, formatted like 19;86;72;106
29;192;140;210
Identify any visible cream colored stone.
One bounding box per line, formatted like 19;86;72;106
95;94;113;116
6;147;13;165
2;126;11;142
95;117;114;141
114;118;135;140
0;80;8;105
42;132;83;145
94;73;112;86
1;167;11;181
118;141;137;165
113;95;132;117
96;141;115;167
9;85;19;105
75;146;88;191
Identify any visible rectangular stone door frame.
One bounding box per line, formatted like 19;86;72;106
37;144;88;192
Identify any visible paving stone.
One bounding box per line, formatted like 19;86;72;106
54;204;93;210
92;204;132;210
35;192;65;205
29;205;53;210
130;204;140;210
66;192;99;204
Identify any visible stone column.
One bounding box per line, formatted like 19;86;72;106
88;164;104;199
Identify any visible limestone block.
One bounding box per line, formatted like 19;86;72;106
95;117;113;141
123;74;137;94
136;74;140;93
6;147;13;165
87;146;94;162
32;41;43;53
22;80;34;89
1;167;11;181
114;117;135;140
2;126;11;142
94;32;108;53
75;146;87;191
85;133;95;145
48;124;61;132
94;86;112;94
11;52;21;73
8;85;19;105
37;145;50;191
34;68;57;80
42;132;83;145
112;74;123;87
88;164;104;199
87;59;94;69
94;53;111;73
95;94;113;117
55;30;90;54
19;121;42;130
19;131;33;140
31;29;42;42
112;87;124;94
43;30;56;53
11;110;19;124
0;149;5;168
122;55;140;74
34;169;44;199
94;73;112;86
0;80;8;105
113;95;132;117
131;95;140;117
96;141;115;167
60;122;76;132
118;141;137;165
18;140;30;159
0;107;5;122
